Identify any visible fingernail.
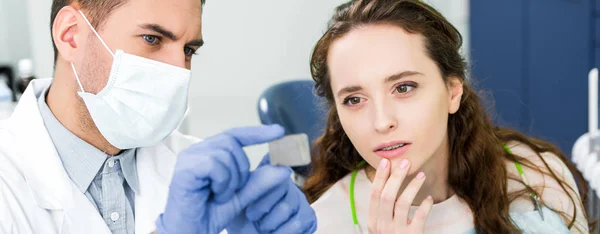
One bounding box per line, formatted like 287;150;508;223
400;159;409;169
427;195;433;200
416;172;425;179
270;124;283;130
379;159;388;169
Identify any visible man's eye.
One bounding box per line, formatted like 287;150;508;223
184;47;197;56
142;35;160;45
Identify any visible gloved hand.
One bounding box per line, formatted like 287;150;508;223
226;156;318;234
155;125;291;234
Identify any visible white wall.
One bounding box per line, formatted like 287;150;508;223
0;2;10;64
0;0;34;67
25;0;54;78
13;0;470;169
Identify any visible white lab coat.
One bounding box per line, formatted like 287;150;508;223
0;79;200;234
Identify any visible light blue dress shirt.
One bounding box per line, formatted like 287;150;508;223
38;87;139;234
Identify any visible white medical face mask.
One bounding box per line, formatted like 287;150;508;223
71;10;191;149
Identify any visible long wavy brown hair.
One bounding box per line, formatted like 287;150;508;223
303;0;591;233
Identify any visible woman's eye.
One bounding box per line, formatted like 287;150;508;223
395;84;414;93
344;97;363;105
142;35;159;45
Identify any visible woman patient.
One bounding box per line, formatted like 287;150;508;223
304;0;591;233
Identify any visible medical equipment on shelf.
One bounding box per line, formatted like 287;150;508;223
0;65;15;119
17;59;36;94
572;68;600;233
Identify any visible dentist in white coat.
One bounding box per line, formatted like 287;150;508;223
0;0;317;234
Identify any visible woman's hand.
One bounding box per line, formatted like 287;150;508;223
368;159;433;234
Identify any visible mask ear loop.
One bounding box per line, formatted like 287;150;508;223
72;10;116;93
71;63;85;92
78;10;115;57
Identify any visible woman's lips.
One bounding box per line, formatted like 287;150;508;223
374;143;411;158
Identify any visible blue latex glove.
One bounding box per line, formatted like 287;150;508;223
227;155;318;234
155;125;291;234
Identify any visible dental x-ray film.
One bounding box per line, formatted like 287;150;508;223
269;133;311;167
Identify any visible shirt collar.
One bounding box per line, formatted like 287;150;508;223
37;86;139;194
119;148;139;194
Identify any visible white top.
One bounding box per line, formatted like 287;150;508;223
312;143;589;234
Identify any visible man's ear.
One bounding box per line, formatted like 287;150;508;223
52;6;84;63
447;77;464;114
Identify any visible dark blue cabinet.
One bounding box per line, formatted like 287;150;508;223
470;0;594;155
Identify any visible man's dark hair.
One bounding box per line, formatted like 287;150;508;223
50;0;206;63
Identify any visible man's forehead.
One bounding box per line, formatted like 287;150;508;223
114;0;203;36
126;0;203;17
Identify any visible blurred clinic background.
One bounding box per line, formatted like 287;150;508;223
0;0;469;168
2;0;600;225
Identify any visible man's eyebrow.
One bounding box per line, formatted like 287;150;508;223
139;24;177;41
186;39;204;47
